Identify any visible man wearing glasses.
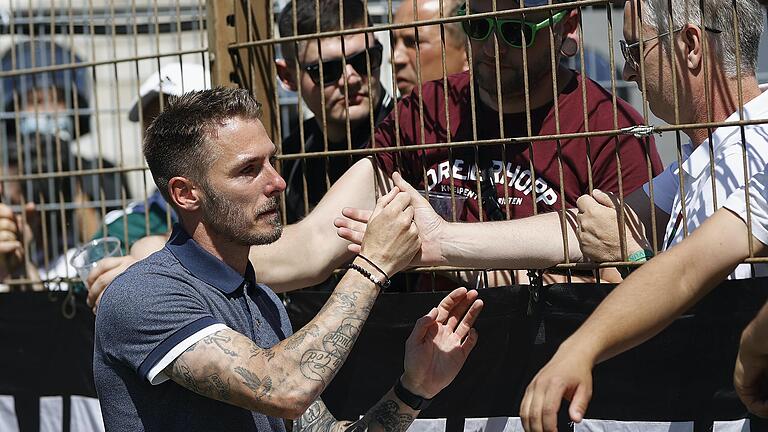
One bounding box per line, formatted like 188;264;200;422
508;0;768;429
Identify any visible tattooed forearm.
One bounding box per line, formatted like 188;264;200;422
234;367;273;401
285;324;321;351
295;400;341;432
299;318;363;384
358;400;414;432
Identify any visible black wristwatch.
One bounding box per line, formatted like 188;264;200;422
394;377;433;411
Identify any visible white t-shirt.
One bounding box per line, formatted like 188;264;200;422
724;165;768;248
643;89;768;279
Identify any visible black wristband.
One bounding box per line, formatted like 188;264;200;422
357;254;390;281
347;263;391;290
394;377;432;411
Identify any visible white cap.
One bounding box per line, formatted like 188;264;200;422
128;62;210;122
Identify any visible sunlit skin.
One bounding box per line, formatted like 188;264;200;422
171;117;286;273
620;0;687;125
467;0;579;113
392;0;468;96
277;33;383;143
620;0;760;144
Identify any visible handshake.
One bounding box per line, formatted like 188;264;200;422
334;172;451;275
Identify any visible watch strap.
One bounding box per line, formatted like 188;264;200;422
394;377;432;411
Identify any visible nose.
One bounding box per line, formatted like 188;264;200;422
393;39;409;69
482;33;508;58
622;61;636;83
342;62;363;86
265;162;287;196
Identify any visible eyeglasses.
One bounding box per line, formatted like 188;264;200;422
302;41;383;87
620;26;722;71
457;4;568;49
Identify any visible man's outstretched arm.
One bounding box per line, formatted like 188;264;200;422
337;174;668;271
337;172;583;269
520;207;767;432
251;157;393;292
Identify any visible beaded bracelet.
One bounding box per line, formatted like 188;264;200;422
347;262;391;290
357;254;390;281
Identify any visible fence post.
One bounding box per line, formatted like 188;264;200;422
206;0;278;141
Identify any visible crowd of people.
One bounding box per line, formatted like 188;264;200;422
1;0;768;430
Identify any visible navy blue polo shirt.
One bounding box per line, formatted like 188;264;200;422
94;224;293;432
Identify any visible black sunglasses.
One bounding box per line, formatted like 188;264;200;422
303;41;383;86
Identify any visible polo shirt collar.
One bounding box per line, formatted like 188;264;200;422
681;89;768;180
166;224;254;295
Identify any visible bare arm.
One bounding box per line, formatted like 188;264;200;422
564;208;763;364
251;157;393;292
624;187;671;252
439;210;582;269
338;173;583;269
444;186;670;269
521;208;766;432
164;190;419;418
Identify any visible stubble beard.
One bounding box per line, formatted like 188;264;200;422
200;181;283;247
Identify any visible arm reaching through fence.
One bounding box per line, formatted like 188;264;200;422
336;172;586;269
735;301;768;418
520;206;768;432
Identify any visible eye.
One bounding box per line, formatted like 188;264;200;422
403;35;418;49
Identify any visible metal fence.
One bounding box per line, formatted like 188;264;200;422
1;0;767;292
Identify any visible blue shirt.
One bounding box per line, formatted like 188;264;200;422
94;224;293;432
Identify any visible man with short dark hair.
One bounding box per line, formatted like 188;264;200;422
276;0;394;224
93;87;483;432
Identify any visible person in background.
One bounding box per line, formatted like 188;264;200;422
0;40;130;258
275;0;395;225
82;62;210;311
509;0;768;428
83;0;662;297
392;0;468;97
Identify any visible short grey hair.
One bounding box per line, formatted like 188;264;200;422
642;0;763;76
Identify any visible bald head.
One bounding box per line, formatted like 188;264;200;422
392;0;468;96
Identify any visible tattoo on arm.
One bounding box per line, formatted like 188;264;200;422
294;400;340;432
299;318;363;384
234;366;273;401
352;400;414;432
167;356;232;402
285;324;321;351
200;332;239;357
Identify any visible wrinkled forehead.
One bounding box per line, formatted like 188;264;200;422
296;32;375;65
394;0;444;22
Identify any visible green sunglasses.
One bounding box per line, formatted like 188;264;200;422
457;4;568;48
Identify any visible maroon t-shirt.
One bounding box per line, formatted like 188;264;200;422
373;70;663;222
